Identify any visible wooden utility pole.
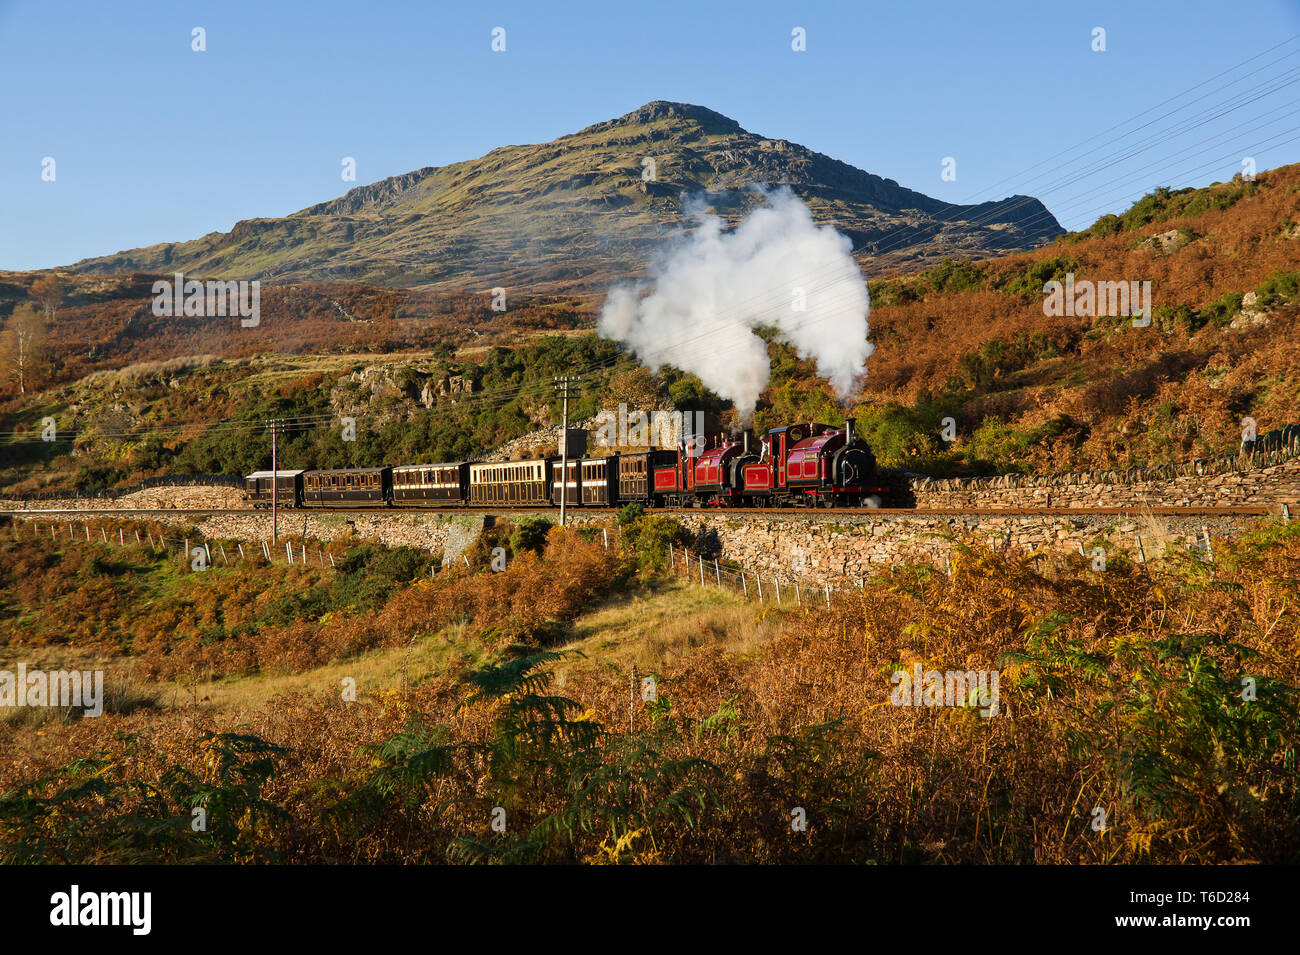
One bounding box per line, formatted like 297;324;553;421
267;418;285;545
553;375;580;527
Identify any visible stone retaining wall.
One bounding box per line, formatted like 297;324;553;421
636;511;1257;586
5;501;1275;588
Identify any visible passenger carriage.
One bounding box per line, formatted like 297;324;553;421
391;462;470;505
469;459;552;507
302;467;391;507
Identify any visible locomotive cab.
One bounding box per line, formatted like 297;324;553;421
691;434;757;506
744;419;886;507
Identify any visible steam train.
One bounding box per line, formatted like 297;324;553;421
244;418;889;511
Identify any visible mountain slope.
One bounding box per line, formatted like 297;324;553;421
70;101;1062;290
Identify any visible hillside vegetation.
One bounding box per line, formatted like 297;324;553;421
2;165;1299;493
1;512;1296;864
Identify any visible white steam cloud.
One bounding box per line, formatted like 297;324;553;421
598;187;872;419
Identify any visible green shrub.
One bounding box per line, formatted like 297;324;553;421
509;516;554;557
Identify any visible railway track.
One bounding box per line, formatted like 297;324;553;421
0;504;1281;518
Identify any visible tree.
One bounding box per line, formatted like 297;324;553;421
29;274;63;321
0;305;48;395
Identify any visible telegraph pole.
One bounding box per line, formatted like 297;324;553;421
553;376;580;527
267;418;283;545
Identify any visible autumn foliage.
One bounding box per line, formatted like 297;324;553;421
2;514;1296;864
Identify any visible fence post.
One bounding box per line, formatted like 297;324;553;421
238;543;245;559
603;528;608;550
796;584;801;606
775;579;781;605
756;574;763;603
742;573;748;598
669;543;673;566
286;542;293;563
1136;535;1146;564
699;555;704;586
1202;524;1213;563
219;543;227;565
714;559;720;585
630;663;638;734
824;583;831;609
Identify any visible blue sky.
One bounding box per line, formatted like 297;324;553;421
2;0;1299;271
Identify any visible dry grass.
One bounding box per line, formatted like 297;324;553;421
556;579;785;680
157;621;485;718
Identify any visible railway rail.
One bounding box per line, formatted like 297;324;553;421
0;504;1281;518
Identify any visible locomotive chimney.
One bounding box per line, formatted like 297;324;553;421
845;417;856;444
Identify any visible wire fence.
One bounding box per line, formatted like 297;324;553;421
11;516;347;570
665;540;867;610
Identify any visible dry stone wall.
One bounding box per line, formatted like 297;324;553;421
904;425;1300;510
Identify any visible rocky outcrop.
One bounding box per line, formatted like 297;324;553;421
420;373;476;408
